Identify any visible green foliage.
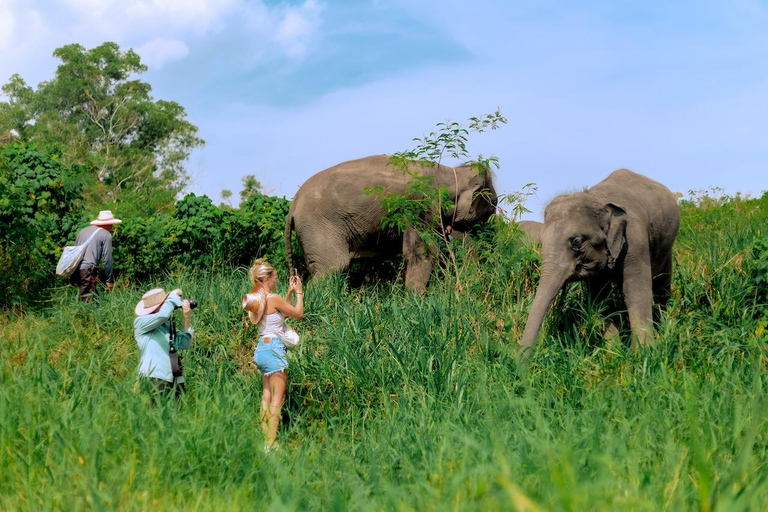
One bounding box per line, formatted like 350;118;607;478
495;182;538;222
219;189;233;209
239;192;293;262
2;190;768;508
114;192;291;284
402;109;508;163
367;110;536;292
0;41;204;216
0;151;289;304
750;236;768;305
369;163;455;235
0;143;84;308
238;174;264;208
376;110;508;237
112;214;169;283
168;194;229;270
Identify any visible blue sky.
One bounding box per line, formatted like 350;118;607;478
1;0;766;219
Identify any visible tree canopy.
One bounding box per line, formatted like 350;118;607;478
0;42;204;216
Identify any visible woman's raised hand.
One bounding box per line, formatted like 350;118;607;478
290;275;303;294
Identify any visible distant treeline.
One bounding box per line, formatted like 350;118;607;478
3;140;768;311
0;142;290;309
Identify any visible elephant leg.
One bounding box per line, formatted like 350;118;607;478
587;277;620;342
622;258;654;350
403;227;433;293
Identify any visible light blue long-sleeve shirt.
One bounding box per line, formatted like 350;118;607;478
134;294;193;382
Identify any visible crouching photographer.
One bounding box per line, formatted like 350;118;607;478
134;287;196;402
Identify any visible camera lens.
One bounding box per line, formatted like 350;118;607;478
188;299;198;310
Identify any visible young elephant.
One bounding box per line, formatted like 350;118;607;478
519;169;680;351
285;155;497;293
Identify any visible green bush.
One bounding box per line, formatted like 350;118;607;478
0;143;84;308
112;192;291;285
113;214;170;283
0;148;291;305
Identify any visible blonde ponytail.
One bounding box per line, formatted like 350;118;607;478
249;258;275;283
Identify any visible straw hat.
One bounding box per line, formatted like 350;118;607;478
135;288;170;316
91;210;122;226
242;281;267;323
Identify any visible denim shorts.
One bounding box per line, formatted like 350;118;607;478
254;337;288;375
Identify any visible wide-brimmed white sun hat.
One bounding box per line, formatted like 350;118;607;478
91;210;122;226
135;288;170;316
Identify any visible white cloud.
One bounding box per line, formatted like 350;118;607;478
275;0;324;58
136;38;189;69
59;0;114;20
124;0;241;35
52;0;243;41
0;0;328;91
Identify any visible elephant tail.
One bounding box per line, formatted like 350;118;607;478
285;212;295;273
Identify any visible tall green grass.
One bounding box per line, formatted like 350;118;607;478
2;194;767;510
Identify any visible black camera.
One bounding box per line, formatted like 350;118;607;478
176;298;197;310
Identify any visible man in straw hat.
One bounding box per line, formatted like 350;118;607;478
72;210;122;301
134;287;194;401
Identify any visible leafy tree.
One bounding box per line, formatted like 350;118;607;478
0;42;204;216
220;189;233;209
0;143;84;308
239;174;263;208
239;192;292;265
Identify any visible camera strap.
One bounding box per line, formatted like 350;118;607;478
168;317;184;379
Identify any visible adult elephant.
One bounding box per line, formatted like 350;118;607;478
517;220;543;243
519;169;679;352
285;155;497;293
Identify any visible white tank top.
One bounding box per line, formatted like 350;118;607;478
258;294;287;338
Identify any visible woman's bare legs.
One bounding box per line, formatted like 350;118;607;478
261;370;286;448
260;373;272;439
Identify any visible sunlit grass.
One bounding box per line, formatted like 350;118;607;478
2;194;768;510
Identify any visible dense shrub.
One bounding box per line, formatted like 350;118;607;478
113;214;171;283
0;143;84;308
0;144;291;305
113;192;291;285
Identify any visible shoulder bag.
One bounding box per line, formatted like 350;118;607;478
55;230;99;279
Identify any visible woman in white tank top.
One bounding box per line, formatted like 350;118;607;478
248;258;304;452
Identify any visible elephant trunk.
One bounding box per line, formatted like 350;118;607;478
519;261;572;349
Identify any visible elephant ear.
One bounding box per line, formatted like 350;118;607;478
455;175;485;220
603;203;627;269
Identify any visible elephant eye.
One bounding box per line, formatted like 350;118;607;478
569;235;585;251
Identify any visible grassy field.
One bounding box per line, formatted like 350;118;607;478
2;193;767;511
